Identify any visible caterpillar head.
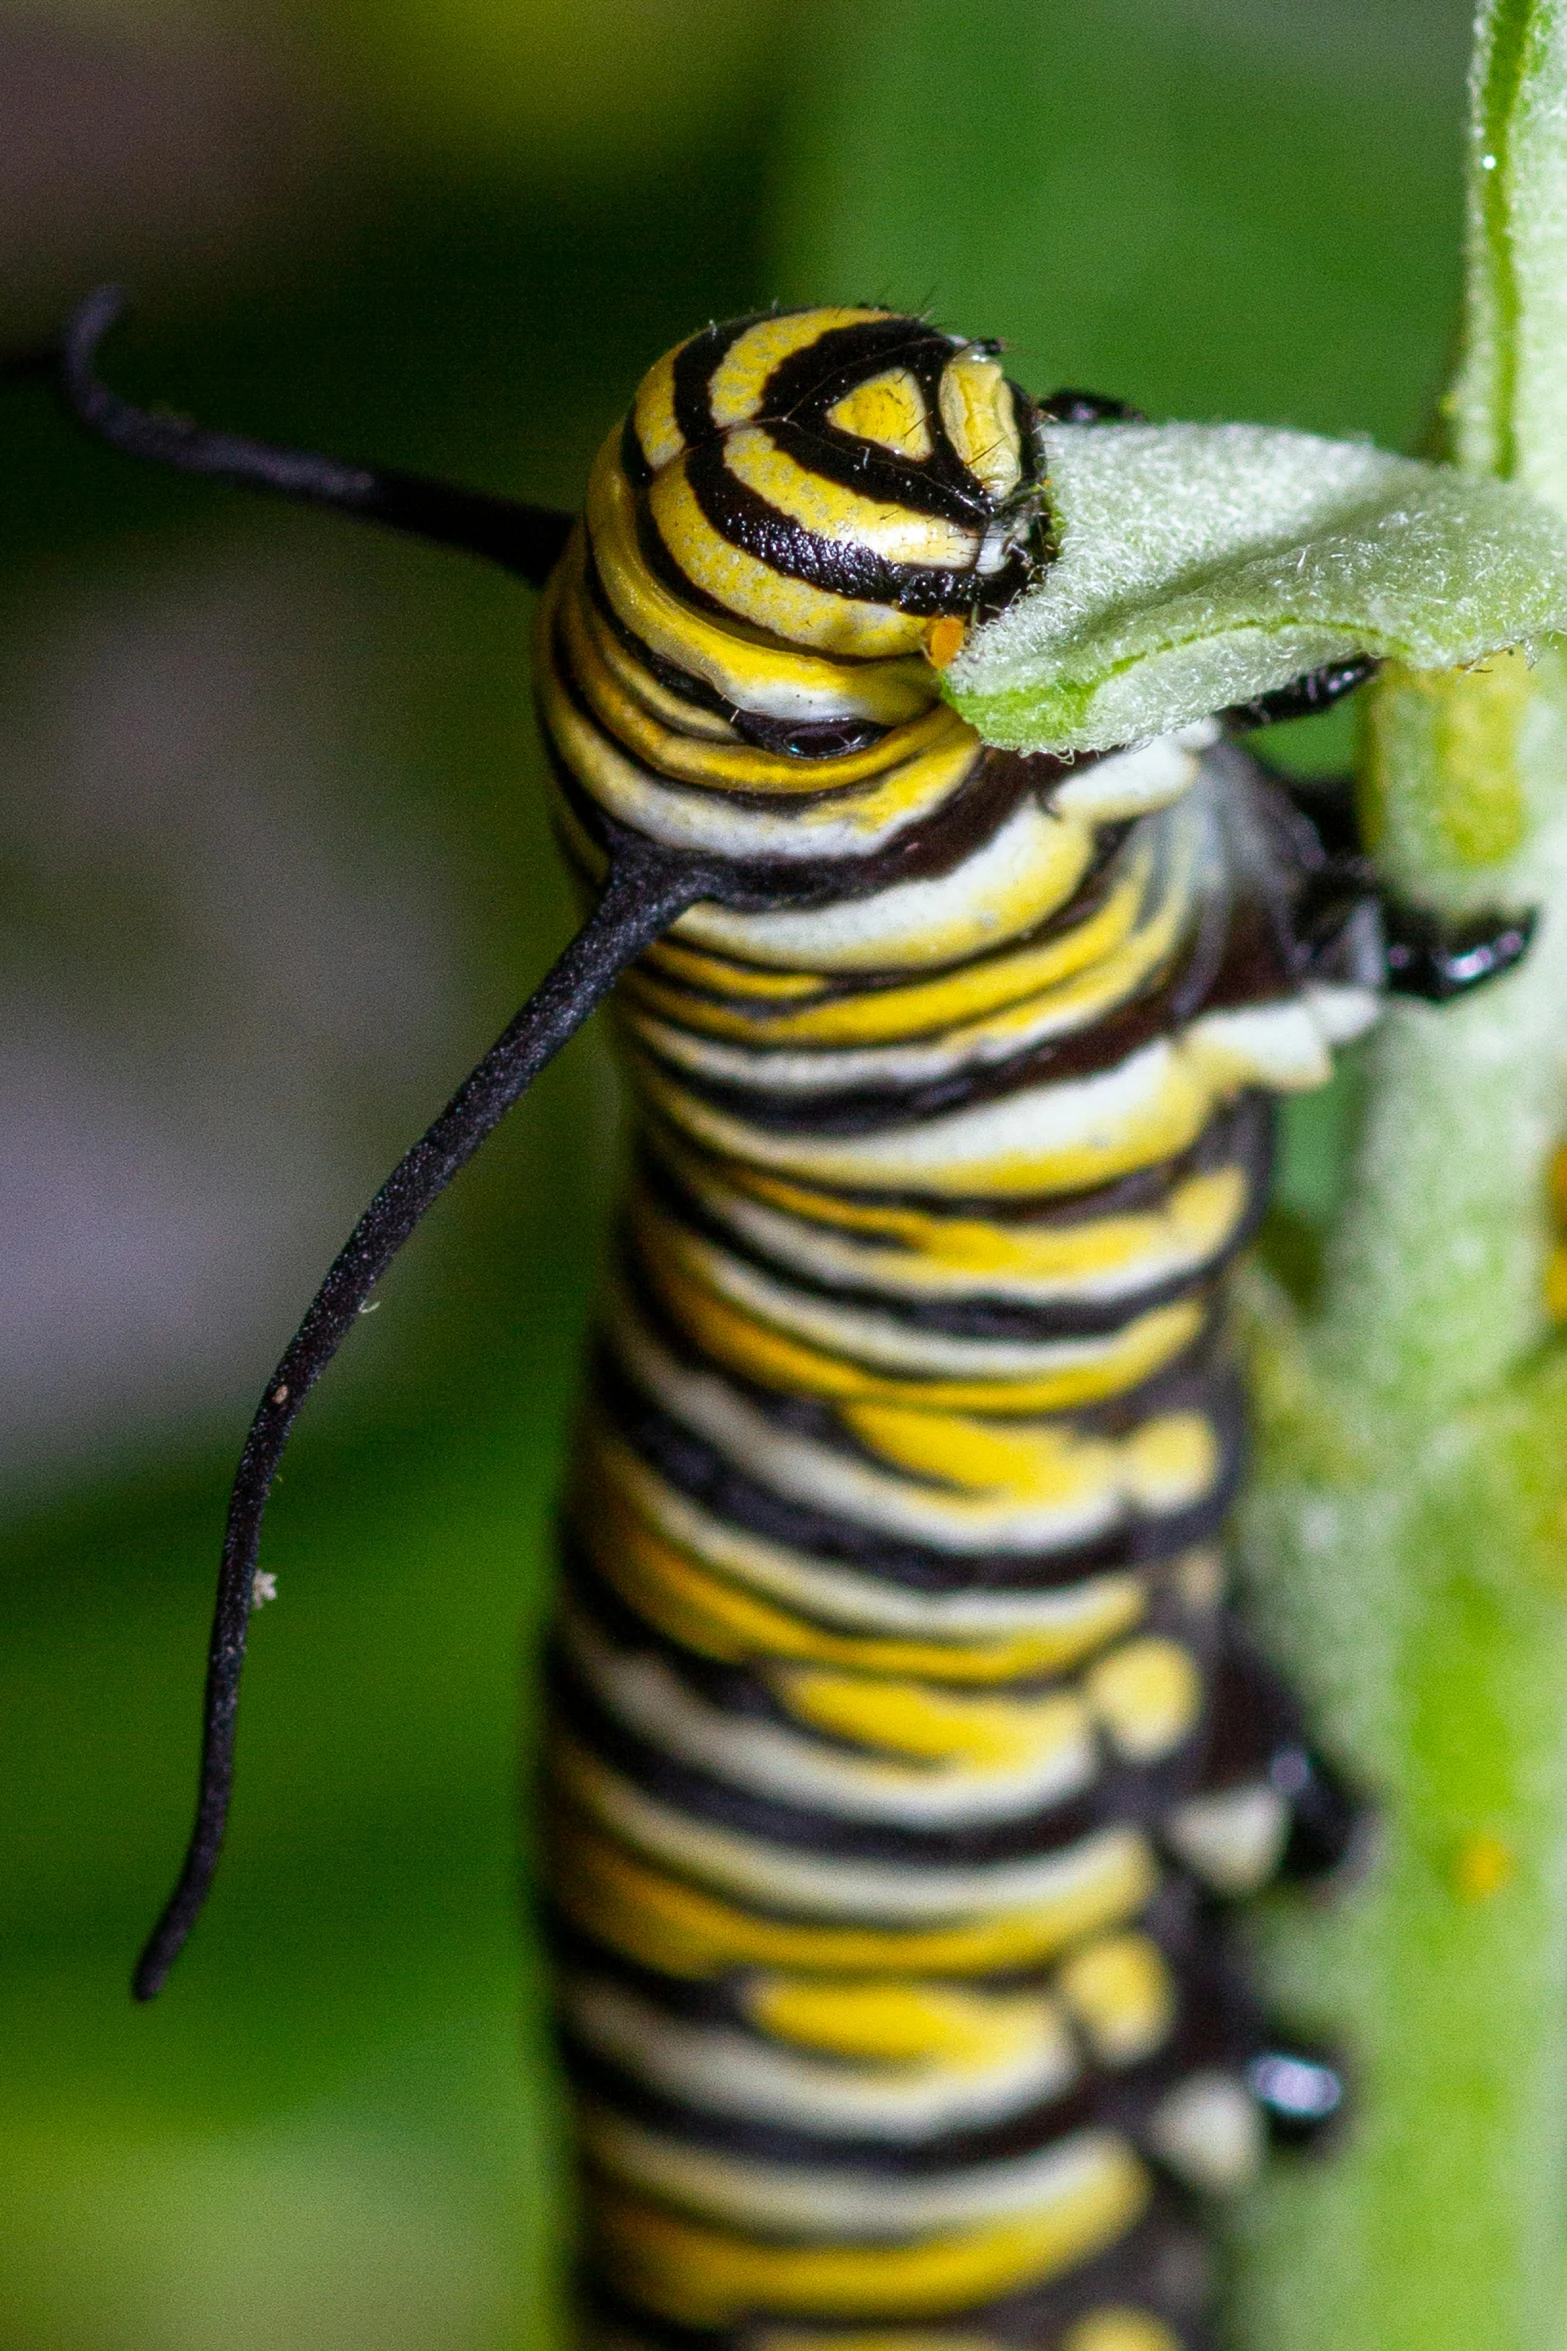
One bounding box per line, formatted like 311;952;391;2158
621;306;1049;656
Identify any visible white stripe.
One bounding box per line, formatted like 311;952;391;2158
601;1443;1159;1640
608;1298;1214;1554
647;1223;1199;1383
583;2107;1140;2234
669;796;1094;971
561;1609;1099;1825
564;1977;1080;2139
559;1738;1152;1921
662;1161;1249;1311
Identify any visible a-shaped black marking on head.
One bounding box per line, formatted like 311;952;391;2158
27;285;576;585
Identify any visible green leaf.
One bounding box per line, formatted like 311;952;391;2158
947;420;1567;753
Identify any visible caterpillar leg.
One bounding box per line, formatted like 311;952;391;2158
1253;762;1536;1003
1161;1614;1371;1896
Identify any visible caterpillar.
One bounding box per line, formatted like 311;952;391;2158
10;294;1533;2351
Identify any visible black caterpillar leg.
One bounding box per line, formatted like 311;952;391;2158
1245;2039;1349;2148
1141;1623;1361;2186
1252;764;1537;1005
1224;655;1381;733
1163;1613;1372;1897
1037;388;1147;424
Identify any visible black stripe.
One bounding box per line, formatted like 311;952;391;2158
626;1139;1269;1344
670;314;773;445
546;1640;1126;1863
631;817;1138;1014
627;874;1311;1138
537;703;1038;912
680;438;1036;620
590;1340;1246;1594
637;1087;1274;1229
560;2032;1103;2172
620;409;654;490
759;412;994;526
615;1222;1228;1444
756;316;957;425
578;2194;1215;2346
579;541;893;759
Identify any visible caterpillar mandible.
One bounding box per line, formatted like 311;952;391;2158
10;294;1534;2351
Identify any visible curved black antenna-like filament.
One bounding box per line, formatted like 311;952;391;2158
133;849;713;2001
51;285;574;586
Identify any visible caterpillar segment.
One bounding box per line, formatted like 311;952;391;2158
539;310;1373;2351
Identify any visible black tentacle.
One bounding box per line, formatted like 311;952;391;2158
132;848;711;2000
49;286;574;585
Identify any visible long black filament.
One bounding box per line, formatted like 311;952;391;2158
132;850;711;2000
52;285;574;585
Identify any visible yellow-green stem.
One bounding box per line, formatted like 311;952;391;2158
1233;7;1567;2335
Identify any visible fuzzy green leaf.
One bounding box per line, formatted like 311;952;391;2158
947;420;1567;753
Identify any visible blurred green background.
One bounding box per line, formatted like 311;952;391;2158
0;2;1479;2341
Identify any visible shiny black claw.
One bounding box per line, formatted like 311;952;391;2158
1037;387;1146;424
1381;896;1537;1001
1227;656;1380;731
1246;2042;1350;2149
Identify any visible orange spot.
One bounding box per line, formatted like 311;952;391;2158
1453;1832;1516;1903
925;616;968;668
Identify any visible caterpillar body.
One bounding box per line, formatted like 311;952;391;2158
539;308;1373;2351
16;294;1532;2351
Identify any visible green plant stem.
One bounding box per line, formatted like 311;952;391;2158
1231;657;1567;2351
1233;5;1567;2338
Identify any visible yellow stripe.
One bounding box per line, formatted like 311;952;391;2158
572;562;738;740
547;1813;1156;1979
586;443;937;722
640;939;830;1002
632;341;687;470
629;1041;1218;1198
938;352;1023;498
648;455;931;656
542;564;982;854
572;1483;1148;1681
709;309;894;427
747;1977;1066;2068
722;425;978;568
635;1215;1206;1413
627;843;1156;1043
587;2153;1149;2322
841;1396;1219;1512
774;1671;1090;1775
561;558;967;795
624;877;1187;1067
654;1145;1250;1297
828;368;933;458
